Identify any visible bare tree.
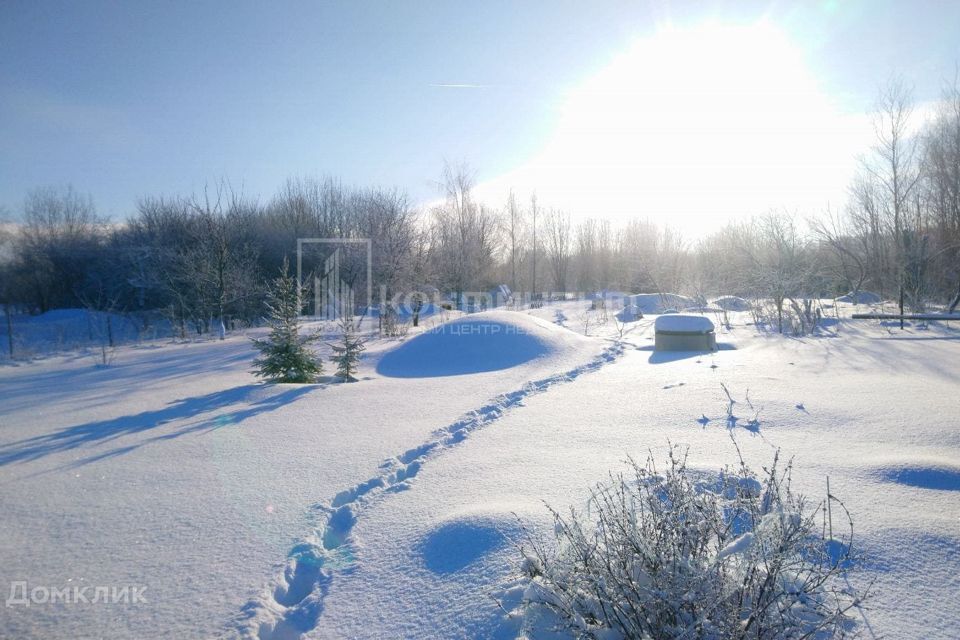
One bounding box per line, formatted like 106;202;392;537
430;163;501;307
737;213;817;334
504;190;525;293
861;77;922;301
810;208;867;295
617;220;687;298
596;218;614;290
922;72;960;308
0;208;15;357
544;209;572;294
185;185;262;339
15;185;103;312
576;218;598;292
530;193;539;299
846;176;891;295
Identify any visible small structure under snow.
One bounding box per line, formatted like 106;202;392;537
617;304;642;322
837;290;881;305
713;296;752;312
654;314;717;352
489;284;512;307
628;293;698;315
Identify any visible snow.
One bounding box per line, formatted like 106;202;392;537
627;293;699;314
837;290;882;304
1;308;169;359
713;295;752;311
715;531;755;560
654;313;715;333
376;311;589;378
616;304;642;322
361;302;445;319
1;301;959;639
0;311;606;639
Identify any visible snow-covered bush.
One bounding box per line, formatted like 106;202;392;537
749;299;822;336
251;263;323;383
379;303;410;337
515;446;863;639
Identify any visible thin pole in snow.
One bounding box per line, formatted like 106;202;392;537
826;475;833;540
898;286;905;330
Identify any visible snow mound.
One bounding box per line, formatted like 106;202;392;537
376;311;586;378
628;293;698;314
655;314;715;333
837;291;882;304
713;296;752;311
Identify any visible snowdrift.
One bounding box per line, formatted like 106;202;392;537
628;293;698;314
616;304;642;322
713;296;752;312
376;311;587;378
837;291;882;304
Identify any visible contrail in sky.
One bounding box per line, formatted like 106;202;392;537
429;83;493;88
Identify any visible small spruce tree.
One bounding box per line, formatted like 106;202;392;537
252;262;323;383
330;316;366;382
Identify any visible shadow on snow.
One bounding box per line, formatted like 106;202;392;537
0;384;316;467
639;343;736;364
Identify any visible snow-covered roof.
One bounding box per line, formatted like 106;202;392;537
713;296;751;311
628;293;698;314
837;291;881;304
654;314;715;334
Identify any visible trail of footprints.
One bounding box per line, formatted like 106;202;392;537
234;343;625;640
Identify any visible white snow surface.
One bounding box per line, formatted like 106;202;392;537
654;313;715;333
837;290;883;304
712;295;752;311
1;301;959;639
1;308;171;359
376;311;590;378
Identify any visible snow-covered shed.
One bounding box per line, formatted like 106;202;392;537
654;314;717;351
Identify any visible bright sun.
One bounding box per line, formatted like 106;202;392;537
479;21;870;237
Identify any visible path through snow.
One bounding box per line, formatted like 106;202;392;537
232;343;625;639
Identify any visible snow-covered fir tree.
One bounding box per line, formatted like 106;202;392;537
251;262;323;383
330;316;366;382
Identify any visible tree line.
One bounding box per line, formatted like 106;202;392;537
1;76;959;339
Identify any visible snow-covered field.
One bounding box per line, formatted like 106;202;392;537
1;301;958;639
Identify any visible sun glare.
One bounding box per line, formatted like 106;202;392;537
479;21;870;236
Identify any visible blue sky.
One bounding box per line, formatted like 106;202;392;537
1;1;958;226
